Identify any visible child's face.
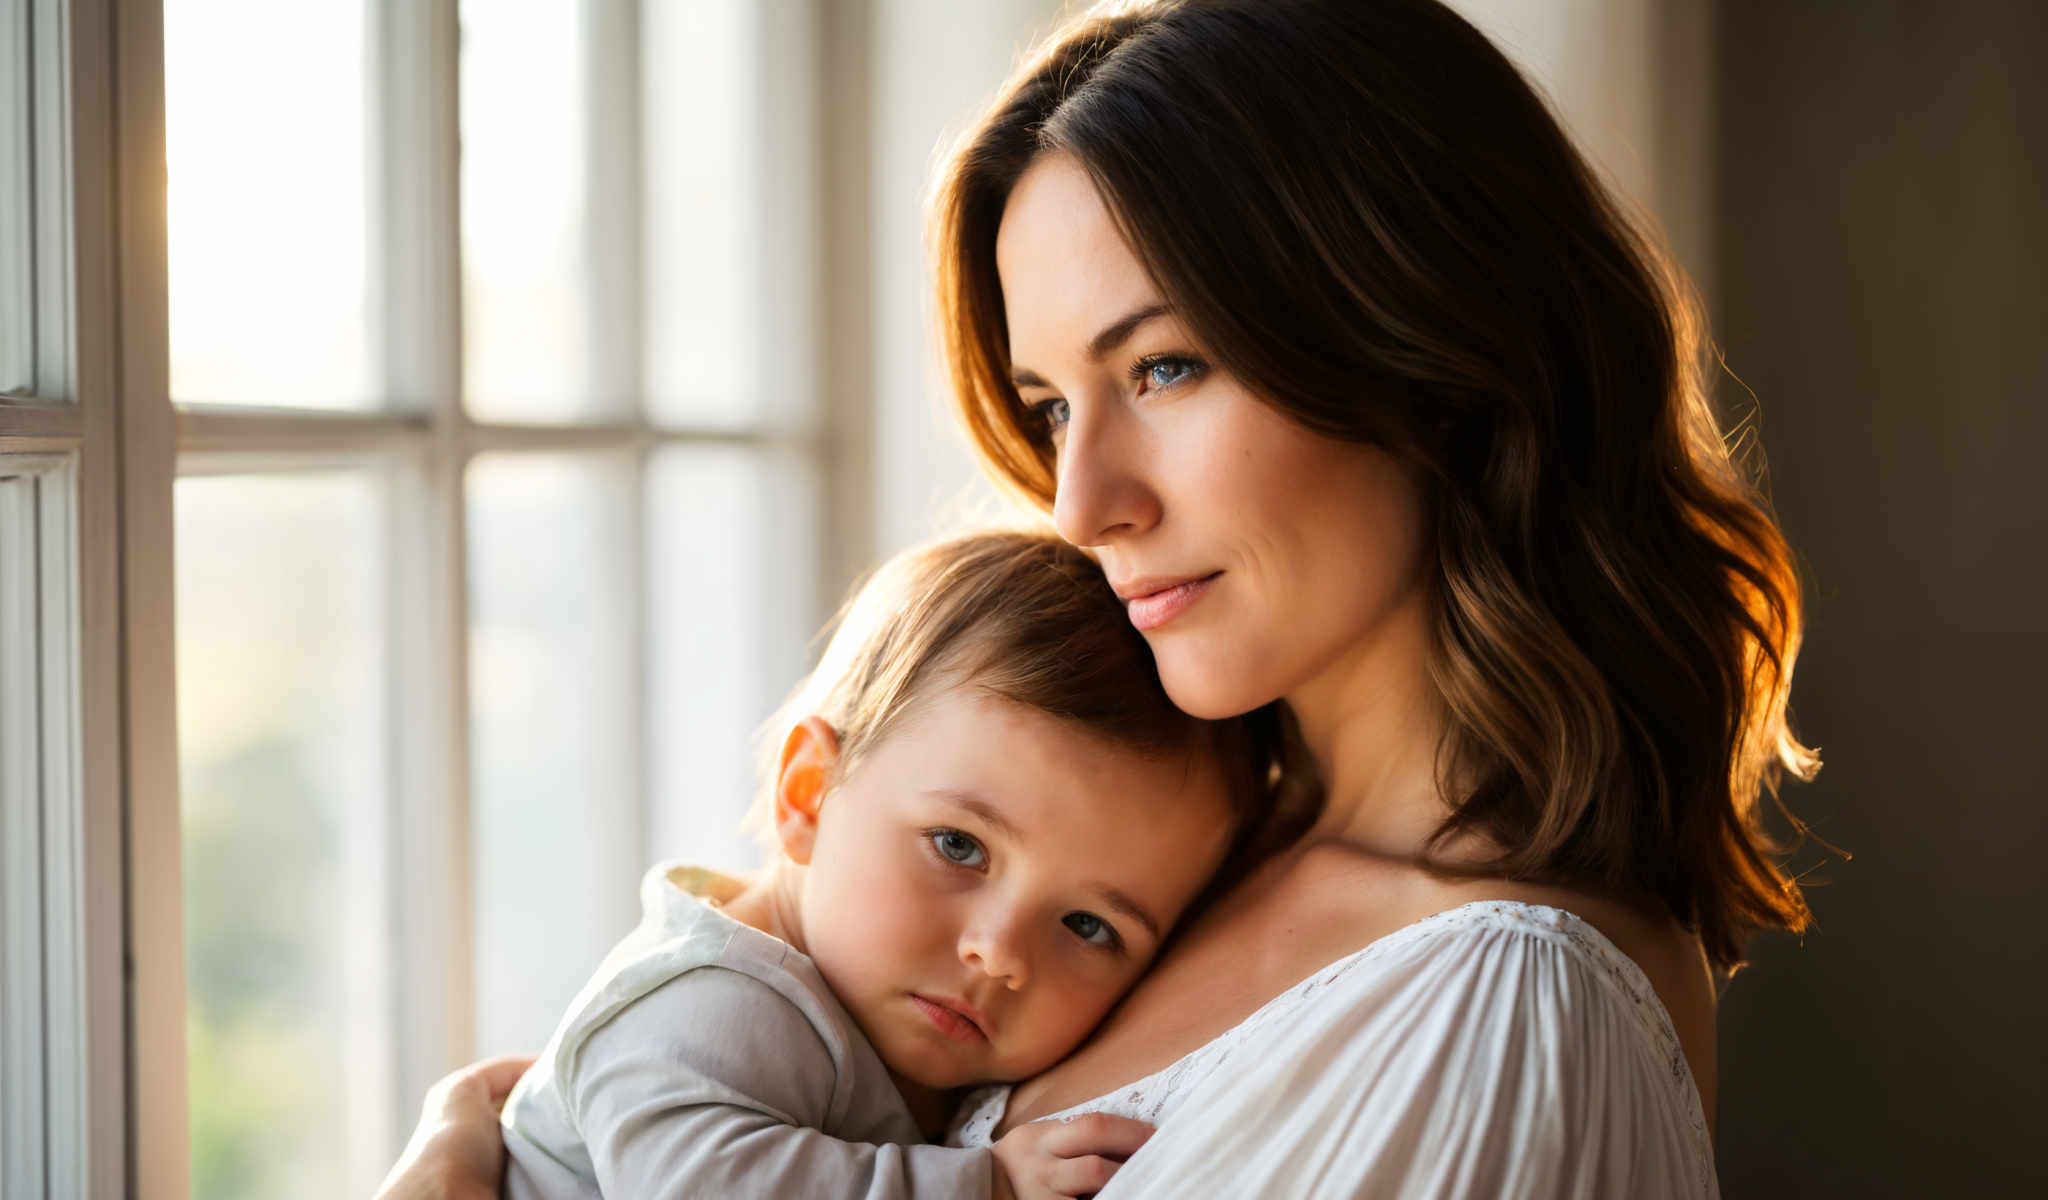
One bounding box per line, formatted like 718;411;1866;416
791;685;1237;1092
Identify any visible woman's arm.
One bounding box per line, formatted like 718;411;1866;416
374;1056;533;1200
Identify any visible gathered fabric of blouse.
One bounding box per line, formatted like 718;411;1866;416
951;901;1718;1198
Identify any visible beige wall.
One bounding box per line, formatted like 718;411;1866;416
826;0;1065;595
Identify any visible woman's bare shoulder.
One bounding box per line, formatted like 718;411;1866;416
1358;862;1719;1124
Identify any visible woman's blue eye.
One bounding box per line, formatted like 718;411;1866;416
1031;397;1070;435
932;830;986;868
1131;354;1203;392
1063;912;1117;947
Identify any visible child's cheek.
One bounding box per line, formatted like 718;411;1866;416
1006;976;1125;1079
829;825;945;962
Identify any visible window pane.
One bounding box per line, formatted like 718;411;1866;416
642;0;754;427
176;473;392;1199
459;0;598;424
646;445;820;873
0;1;32;397
164;1;373;409
643;1;822;431
467;453;638;1056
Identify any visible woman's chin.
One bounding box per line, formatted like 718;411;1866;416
1155;652;1277;721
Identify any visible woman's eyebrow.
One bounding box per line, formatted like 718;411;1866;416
1086;303;1172;362
1009;302;1174;388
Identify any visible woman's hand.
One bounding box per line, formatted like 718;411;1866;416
373;1055;533;1200
989;1112;1154;1200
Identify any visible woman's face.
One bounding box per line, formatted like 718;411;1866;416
995;153;1433;719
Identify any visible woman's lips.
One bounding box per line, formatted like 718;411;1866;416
1122;572;1220;631
911;995;988;1043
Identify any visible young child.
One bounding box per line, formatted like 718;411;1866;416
499;529;1273;1199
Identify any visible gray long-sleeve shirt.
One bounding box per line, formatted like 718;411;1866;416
501;864;992;1199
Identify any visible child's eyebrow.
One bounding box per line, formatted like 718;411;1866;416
1089;885;1163;944
926;788;1164;943
927;789;1020;842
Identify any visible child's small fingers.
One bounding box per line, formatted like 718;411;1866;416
1048;1153;1123;1197
1045;1112;1154;1160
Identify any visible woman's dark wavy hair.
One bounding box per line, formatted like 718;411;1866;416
931;0;1821;972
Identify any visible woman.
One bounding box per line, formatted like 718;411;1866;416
381;0;1816;1194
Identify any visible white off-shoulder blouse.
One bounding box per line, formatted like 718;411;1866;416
951;901;1717;1198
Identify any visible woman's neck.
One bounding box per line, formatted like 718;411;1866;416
1288;600;1457;860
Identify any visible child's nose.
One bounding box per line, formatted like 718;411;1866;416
958;912;1030;990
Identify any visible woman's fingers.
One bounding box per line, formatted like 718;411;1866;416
424;1054;535;1119
375;1056;536;1200
1043;1112;1154;1162
468;1054;537;1110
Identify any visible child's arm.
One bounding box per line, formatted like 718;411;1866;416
562;966;1154;1198
567;966;990;1198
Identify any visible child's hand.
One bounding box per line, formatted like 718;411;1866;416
989;1112;1154;1200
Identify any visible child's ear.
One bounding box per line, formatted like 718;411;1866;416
774;716;841;866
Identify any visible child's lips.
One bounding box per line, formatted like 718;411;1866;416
910;994;989;1043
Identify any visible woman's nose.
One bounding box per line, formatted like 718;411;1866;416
1050;402;1162;548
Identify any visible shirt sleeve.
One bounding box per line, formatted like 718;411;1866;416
1092;920;1716;1199
566;965;993;1200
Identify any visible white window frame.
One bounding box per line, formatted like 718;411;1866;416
0;0;137;1194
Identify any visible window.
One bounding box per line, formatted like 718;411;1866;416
150;1;829;1195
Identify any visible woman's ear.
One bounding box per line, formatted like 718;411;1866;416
774;716;841;866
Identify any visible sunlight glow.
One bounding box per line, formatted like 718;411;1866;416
460;0;595;422
164;0;372;409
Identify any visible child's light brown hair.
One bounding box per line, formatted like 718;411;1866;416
753;527;1288;854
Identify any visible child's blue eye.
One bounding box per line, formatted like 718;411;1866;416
1063;912;1118;948
930;829;986;868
